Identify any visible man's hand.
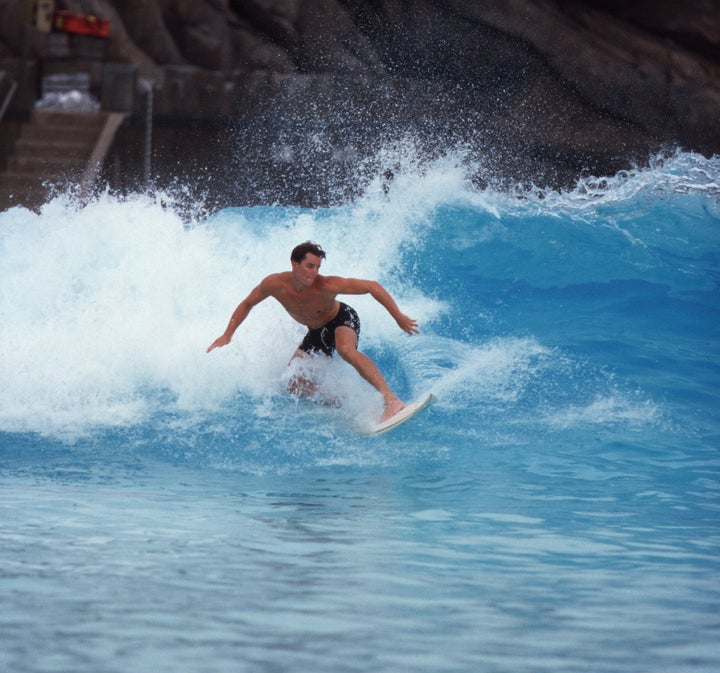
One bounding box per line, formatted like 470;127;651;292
396;314;419;335
207;334;231;353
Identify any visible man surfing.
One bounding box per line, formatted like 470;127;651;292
207;241;419;423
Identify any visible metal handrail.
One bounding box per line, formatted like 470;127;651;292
0;78;17;123
80;111;126;196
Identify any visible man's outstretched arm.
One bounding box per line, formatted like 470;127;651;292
328;277;419;335
207;281;271;352
368;281;419;334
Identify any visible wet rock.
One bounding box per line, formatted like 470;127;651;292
1;0;718;198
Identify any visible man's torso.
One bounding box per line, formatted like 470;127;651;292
269;273;340;329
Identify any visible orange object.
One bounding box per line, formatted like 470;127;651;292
53;10;109;38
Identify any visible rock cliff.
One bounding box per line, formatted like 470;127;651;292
1;0;718;202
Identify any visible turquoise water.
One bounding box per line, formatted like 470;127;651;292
1;150;719;672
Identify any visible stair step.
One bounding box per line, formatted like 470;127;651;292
0;175;51;207
0;173;41;190
0;171;75;211
13;138;91;160
1;110;125;211
31;110;106;130
0;190;53;212
0;171;76;190
7;154;86;174
19;125;99;145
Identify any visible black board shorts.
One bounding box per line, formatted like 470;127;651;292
298;302;360;356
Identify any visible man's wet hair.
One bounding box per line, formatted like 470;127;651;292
291;241;326;263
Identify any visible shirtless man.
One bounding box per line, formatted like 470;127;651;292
207;241;419;422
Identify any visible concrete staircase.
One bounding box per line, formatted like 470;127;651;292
0;109;125;212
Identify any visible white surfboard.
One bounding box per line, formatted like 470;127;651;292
368;393;435;436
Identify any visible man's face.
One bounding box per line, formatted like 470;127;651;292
292;253;322;288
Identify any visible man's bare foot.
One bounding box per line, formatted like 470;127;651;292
380;399;405;423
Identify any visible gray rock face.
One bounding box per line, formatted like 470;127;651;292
1;0;718;201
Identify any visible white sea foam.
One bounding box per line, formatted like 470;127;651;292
0;188;442;437
542;395;662;430
3;150;711;440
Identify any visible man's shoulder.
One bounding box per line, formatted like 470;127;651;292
317;274;348;288
260;271;292;289
246;272;288;301
320;276;372;293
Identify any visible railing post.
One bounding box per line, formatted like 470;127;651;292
139;78;153;190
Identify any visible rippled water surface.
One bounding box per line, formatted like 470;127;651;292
1;151;719;672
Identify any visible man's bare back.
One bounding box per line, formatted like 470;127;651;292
207;241;418;422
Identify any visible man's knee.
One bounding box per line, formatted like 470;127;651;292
335;341;357;362
334;326;358;360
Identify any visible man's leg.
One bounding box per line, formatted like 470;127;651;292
286;349;317;398
334;326;405;422
286;349;340;406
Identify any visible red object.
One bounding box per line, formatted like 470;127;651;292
53;10;109;38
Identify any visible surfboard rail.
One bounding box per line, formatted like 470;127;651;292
367;393;435;436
